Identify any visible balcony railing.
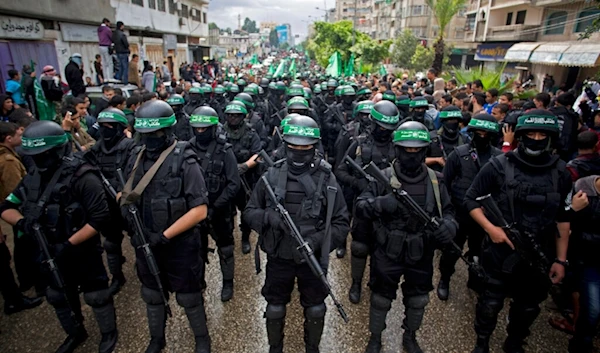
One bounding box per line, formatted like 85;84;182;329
487;24;539;41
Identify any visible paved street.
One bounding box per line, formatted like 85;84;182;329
0;220;577;353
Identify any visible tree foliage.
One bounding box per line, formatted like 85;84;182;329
410;46;435;72
443;62;515;93
242;17;259;33
579;0;600;39
391;29;420;69
208;22;219;30
269;28;279;48
424;0;467;73
306;21;390;69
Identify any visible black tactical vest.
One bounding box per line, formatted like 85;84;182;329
228;125;255;163
173;111;194;142
191;135;230;202
357;138;395;169
91;136;135;191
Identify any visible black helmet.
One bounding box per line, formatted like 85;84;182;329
275;81;287;91
188;87;203;96
341;85;356;96
382;90;396;102
370;100;401;130
260;78;270;88
287;84;305;98
166;94;185;106
467;113;500;134
190;106;219;128
326;79;339;89
515;109;559;137
410;97;429;110
21;120;69;156
134;100;176;133
287;96;310;112
439;106;463;121
354;100;374;118
97;107;129;127
303;87;312;100
234;92;256;110
282;114;321;146
224;100;248;116
393;121;430;148
214;85;226;95
244;83;259;97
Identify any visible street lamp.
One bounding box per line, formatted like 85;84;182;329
315;6;329;22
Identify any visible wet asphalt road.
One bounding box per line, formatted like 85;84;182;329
0;219;582;353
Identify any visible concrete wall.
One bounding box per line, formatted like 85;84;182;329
0;0;115;25
487;5;544;27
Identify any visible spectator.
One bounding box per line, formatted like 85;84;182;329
128;54;141;87
1;95;14;122
5;70;24;109
534;92;551;109
472;79;484;93
453;92;468;111
161;61;171;82
543;74;555;93
465;82;473;95
471;92;486;115
61;103;95;151
123;94;141;130
97;18;113;81
141;64;156;92
108;94;126;110
446;78;458;94
85;77;94;87
438;94;453;110
499;92;513;106
65;53;86;97
566;131;600;181
40;65;64;104
551;92;580;161
484;88;499;114
20;65;36;117
94;54;104;85
112;21;130;83
92;86;115;117
491;103;509;122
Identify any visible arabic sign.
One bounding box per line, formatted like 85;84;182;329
475;42;514;61
60;22;98;42
0;15;44;40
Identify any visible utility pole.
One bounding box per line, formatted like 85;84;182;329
238;14;241;31
352;0;358;46
324;0;328;22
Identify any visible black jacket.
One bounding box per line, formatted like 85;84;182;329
65;61;85;97
112;29;130;54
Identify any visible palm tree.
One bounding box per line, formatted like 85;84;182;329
425;0;467;73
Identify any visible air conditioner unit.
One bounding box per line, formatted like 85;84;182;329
175;2;183;15
179;17;186;26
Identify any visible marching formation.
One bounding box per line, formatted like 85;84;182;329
1;57;599;353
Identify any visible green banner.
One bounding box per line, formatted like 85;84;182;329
274;59;287;78
325;52;342;78
345;53;355;77
289;58;297;78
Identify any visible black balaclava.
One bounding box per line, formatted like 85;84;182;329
472;131;492;151
412;109;426;123
442;120;459;136
194;126;215;146
99;123;125;149
142;129;173;159
286;145;315;175
33;144;67;174
226;114;244;130
395;146;427;177
372;126;393;143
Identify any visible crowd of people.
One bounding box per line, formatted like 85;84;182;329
1;48;600;353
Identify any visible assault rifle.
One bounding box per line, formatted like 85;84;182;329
261;175;349;323
343;156;486;281
257;149;274;167
324;103;347;130
476;194;551;281
117;169;173;317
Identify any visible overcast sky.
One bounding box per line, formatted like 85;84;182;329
208;0;333;41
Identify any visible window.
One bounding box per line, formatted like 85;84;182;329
575;8;600;33
157;0;165;12
181;4;188;18
466;14;476;31
148;0;155;9
545;11;567;35
203;12;207;24
168;0;177;14
412;5;423;16
191;9;201;22
132;0;143;6
458;8;467;17
506;12;513;26
515;10;526;25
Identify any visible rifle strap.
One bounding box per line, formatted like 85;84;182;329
29;164;66;221
200;140;218;173
121;141;177;206
323;185;337;269
427;168;443;217
504;157;516;223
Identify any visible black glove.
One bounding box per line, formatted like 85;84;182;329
16;217;36;236
207;208;215;222
53;241;74;260
432;218;457;245
265;208;286;232
148;232;170;247
238;163;249;175
353;177;369;192
374;193;398;215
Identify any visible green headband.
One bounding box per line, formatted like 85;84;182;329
517;115;558;129
393;129;430;143
190;115;219;125
225;104;248;114
287;97;309;108
97;111;129;125
189;87;203;94
356;102;374;113
371;108;399;125
234;96;255;109
287;88;304;96
468;118;500;132
439;110;463;119
396;99;411;105
281;117;292;127
410;100;429;108
283;124;321;138
21;134;68;150
134;114;177;130
383;93;396;101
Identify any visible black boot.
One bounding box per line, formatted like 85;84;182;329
304;304;325;353
436;277;450;301
144;304;166;353
92;302;118;353
54;301;87;353
179;293;211;353
364;334;382;353
471;335;490;353
502;336;525;353
504;304;539;353
349;254;367;304
365;293;391;353
336;238;346;258
105;244;126;296
4;294;43;315
265;304;285;353
108;272;126;296
402;330;423;353
241;232;251;254
55;326;88;353
218;246;235;302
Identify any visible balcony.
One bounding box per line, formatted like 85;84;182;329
487;24;539;41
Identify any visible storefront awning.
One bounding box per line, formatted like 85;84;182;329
529;42;571;65
504;42;540;62
559;43;600;67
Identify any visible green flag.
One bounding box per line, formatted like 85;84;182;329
345;53;355;77
305;50;310;64
325;52;342;78
274;59;287;78
289;58;297;77
249;54;259;65
379;64;387;76
152;73;157;92
268;64;276;75
27;60;54;121
358;58;363;74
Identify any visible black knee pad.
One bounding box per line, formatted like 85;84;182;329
351;241;369;258
479;298;503;320
83;288;112;308
305;303;326;319
141;286;165;305
371;293;392;311
46;287;68;307
265;304;286;320
218;245;234;259
176;292;203;308
403;294;429;309
103;239;122;254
